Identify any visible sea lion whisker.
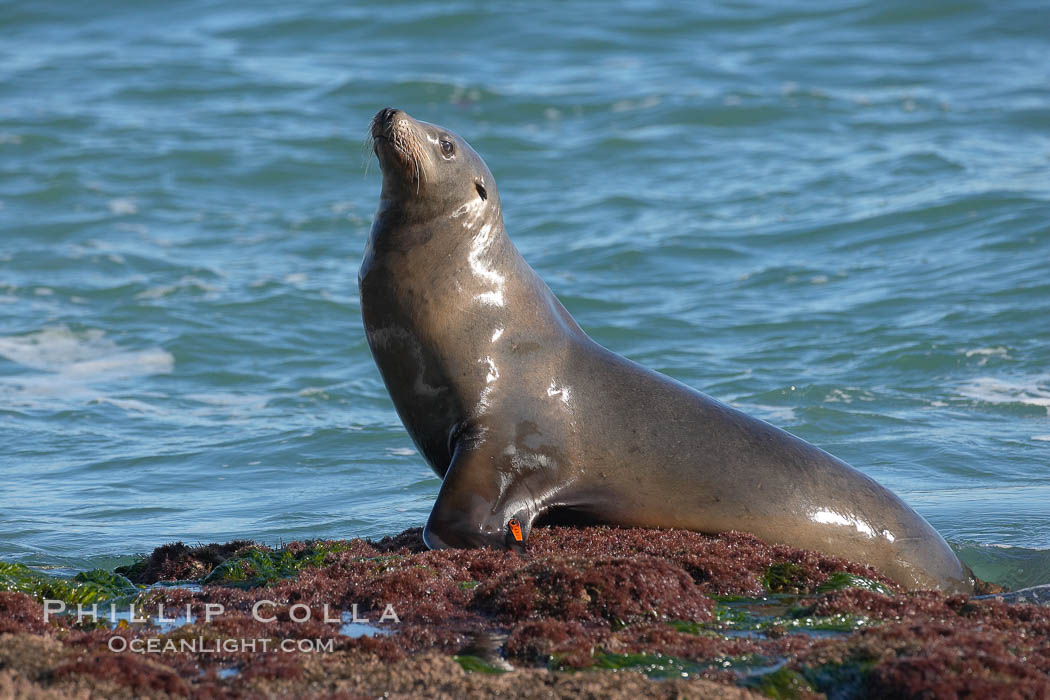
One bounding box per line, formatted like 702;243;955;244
362;128;378;174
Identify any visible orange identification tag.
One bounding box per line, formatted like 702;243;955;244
508;518;523;542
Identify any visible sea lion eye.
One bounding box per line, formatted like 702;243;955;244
440;139;455;158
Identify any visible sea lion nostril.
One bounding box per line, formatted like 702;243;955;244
376;107;401;126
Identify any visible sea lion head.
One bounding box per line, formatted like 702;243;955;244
370;108;499;222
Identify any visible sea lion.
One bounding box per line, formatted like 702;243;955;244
359;107;975;594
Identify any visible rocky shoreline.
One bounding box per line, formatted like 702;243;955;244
1;526;1048;698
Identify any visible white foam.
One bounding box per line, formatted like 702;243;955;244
957;376;1050;414
964;348;1009;357
62;350;173;379
134;276;219;300
89;397;163;414
108;198;137;215
387;447;417;456
747;404;797;423
826;388;875;404
963;346;1010;366
184;393;267;408
1032;435;1050;443
0;326;173;380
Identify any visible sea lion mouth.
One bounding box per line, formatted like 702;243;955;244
370;107;422;182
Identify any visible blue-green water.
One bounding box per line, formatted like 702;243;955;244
2;1;1048;588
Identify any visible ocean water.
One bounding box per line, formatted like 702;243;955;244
1;1;1048;589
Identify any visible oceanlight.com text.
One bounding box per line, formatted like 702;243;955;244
107;636;336;654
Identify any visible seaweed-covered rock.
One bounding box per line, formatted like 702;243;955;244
0;592;50;635
474;555;713;625
0;526;1045;698
115;540;258;583
0;563;138;606
53;651;189;696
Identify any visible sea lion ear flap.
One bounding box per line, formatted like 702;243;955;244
475;178;488;201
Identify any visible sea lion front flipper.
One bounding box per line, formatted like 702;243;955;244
422;436;537;551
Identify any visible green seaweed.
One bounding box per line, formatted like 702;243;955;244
714;601;759;626
666;619;721;637
202;541;353;587
368;554;406;569
707;599;871;636
113;558;147;581
800;660;876;698
741;667;816;699
0;562;139;605
580;651;789;680
584;652;710;679
203;550;292;586
705;576;882;637
453;654;507;674
816;572;894;595
668;619;703;634
762;562;808;593
780;612;871;633
712;593;767;603
764;564;894;596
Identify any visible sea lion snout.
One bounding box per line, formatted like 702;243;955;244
423;496;534;551
371;106;402;130
423;516;506;551
370;108;419;173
